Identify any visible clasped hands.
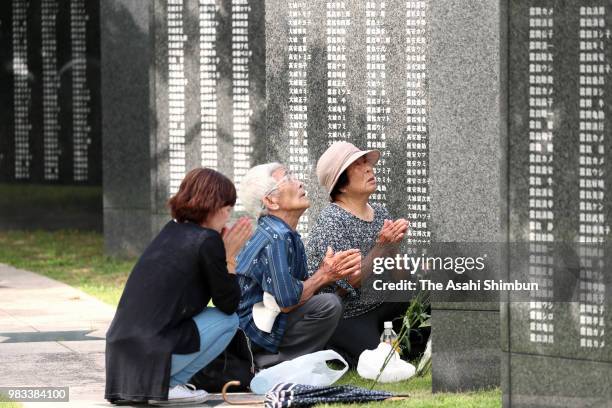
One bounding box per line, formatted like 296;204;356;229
320;218;409;288
376;218;409;245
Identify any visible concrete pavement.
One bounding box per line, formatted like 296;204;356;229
0;263;261;407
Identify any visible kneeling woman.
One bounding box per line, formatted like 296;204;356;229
307;142;411;368
105;168;252;405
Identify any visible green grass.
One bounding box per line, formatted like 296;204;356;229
0;230;133;306
0;393;23;408
0;402;22;408
0;229;502;407
329;372;500;407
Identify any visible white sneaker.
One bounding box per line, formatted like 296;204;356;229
149;384;209;406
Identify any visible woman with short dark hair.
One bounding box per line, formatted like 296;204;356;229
105;168;252;406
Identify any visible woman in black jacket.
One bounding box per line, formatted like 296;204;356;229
105;168;252;405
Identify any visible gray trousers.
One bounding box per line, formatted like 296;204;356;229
254;293;343;369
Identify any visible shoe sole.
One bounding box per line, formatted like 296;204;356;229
148;395;208;406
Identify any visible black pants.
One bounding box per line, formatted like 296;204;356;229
327;302;411;368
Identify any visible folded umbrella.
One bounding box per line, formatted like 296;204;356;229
264;382;408;408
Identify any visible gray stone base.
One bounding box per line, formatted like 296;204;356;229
503;353;612;408
103;208;154;258
432;308;500;392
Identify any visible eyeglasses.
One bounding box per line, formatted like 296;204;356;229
264;170;297;197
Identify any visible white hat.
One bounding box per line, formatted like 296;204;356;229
316;142;380;195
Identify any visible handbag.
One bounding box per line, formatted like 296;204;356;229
190;329;255;392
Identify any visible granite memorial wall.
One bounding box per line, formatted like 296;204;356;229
268;0;612;400
266;0;505;391
504;1;612;405
266;0;431;242
102;0;612;402
101;0;265;255
0;0;101;185
0;0;102;231
266;0;506;393
102;0;497;393
425;0;507;392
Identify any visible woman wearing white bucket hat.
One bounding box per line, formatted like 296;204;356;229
306;141;410;367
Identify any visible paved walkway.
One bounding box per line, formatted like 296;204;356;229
0;263;261;407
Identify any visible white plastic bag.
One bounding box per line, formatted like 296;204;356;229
250;350;348;394
357;343;416;383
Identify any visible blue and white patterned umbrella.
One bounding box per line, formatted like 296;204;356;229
264;382;405;408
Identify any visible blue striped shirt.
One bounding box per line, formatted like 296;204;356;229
236;215;307;352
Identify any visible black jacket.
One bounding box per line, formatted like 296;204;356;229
105;220;240;402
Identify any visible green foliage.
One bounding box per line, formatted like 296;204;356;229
394;290;431;356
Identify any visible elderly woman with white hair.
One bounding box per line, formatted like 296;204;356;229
234;162;362;369
306;142;412;368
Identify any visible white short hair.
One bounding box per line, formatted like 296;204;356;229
239;162;284;218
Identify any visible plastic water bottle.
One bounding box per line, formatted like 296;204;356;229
380;321;400;352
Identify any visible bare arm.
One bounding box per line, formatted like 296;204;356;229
279;248;361;313
345;219;409;288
